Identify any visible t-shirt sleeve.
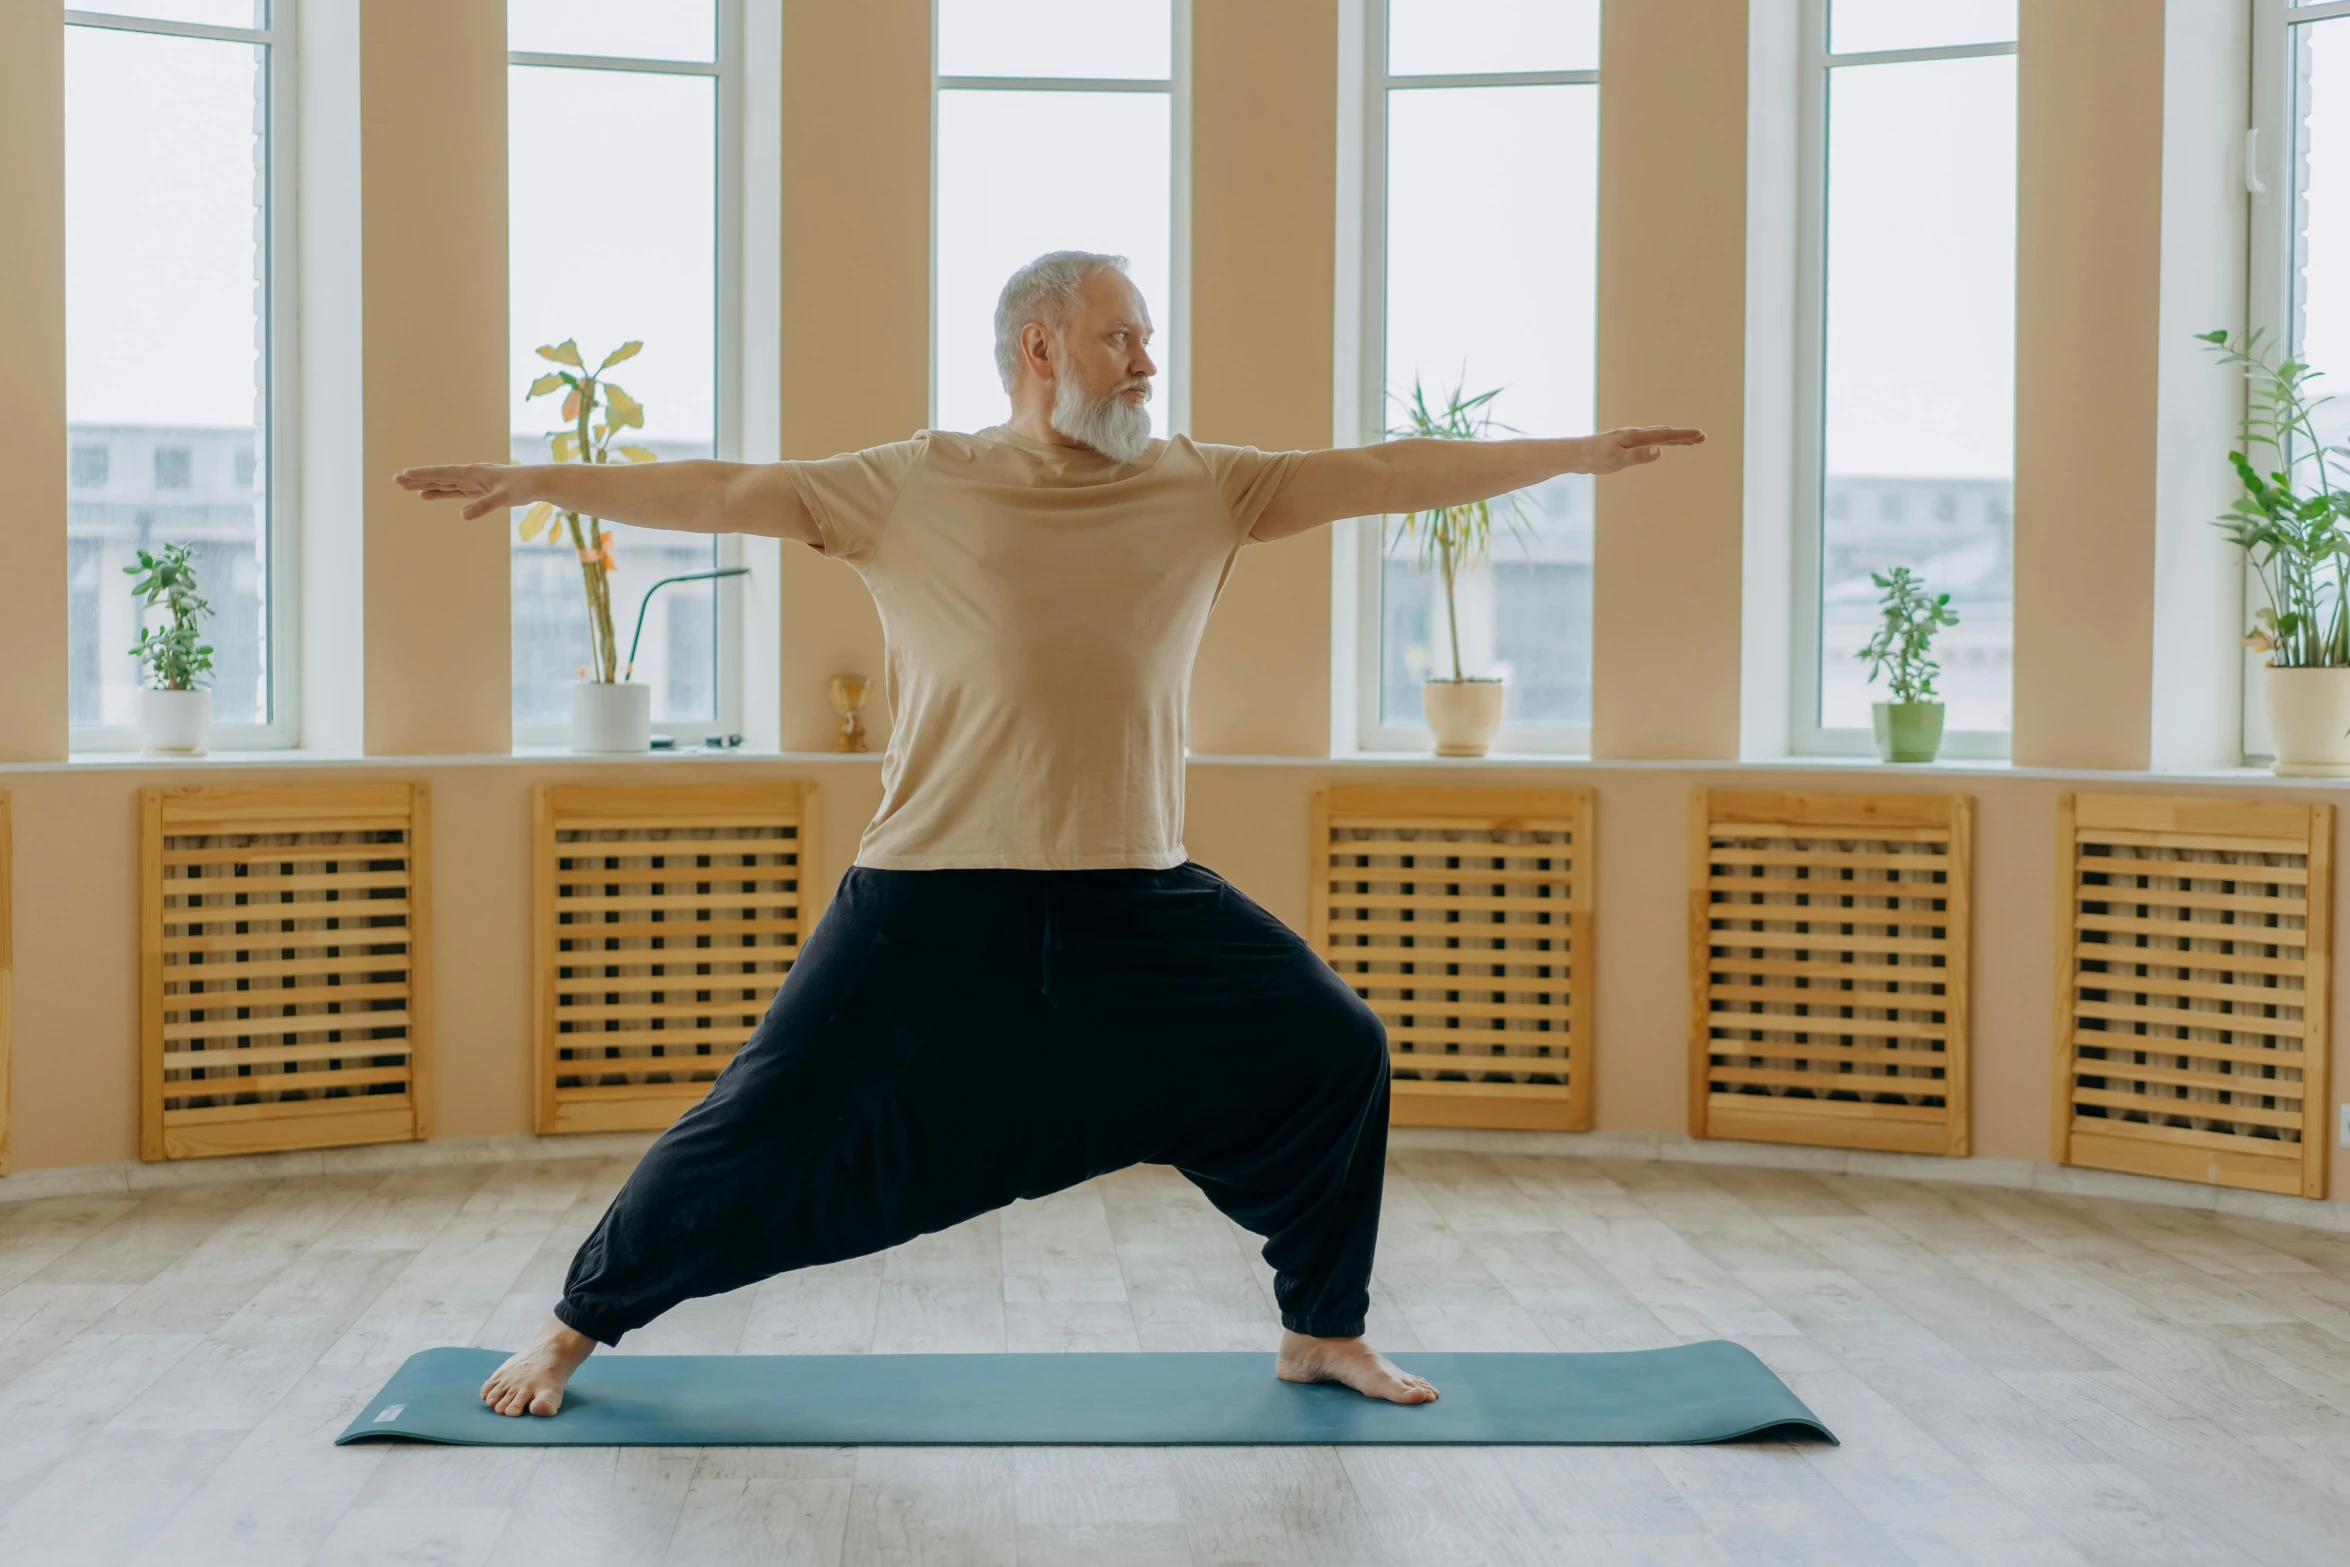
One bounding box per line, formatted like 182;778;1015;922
1191;442;1309;546
782;439;924;565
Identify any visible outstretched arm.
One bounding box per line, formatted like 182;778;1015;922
1249;427;1706;543
394;459;823;549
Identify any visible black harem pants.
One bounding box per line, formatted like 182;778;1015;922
555;862;1392;1344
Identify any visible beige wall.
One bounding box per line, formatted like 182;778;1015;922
8;757;2342;1206
4;3;2339;1211
773;0;931;754
357;0;514;755
0;3;68;763
1591;2;1752;761
1188;0;1340;757
2011;0;2168;770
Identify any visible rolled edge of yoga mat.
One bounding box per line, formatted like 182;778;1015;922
335;1340;1836;1448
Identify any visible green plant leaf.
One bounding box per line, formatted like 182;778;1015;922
599;340;643;371
537;339;584;367
604;383;644;430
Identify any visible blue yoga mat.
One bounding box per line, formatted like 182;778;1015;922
335;1341;1833;1447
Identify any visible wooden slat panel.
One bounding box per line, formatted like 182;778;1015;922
2054;793;2333;1198
536;782;821;1135
2071;1030;2307;1069
1312;786;1593;1131
2068;1058;2303;1098
0;793;11;1176
1691;791;1972;1156
141;785;430;1162
2075;852;2308;885
2071;998;2304;1037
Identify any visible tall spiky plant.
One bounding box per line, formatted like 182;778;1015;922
1386;376;1530;683
515;339;661;684
2199;328;2350;668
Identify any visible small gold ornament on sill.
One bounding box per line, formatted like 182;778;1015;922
828;674;871;753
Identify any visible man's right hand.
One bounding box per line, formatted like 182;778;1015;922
396;463;533;520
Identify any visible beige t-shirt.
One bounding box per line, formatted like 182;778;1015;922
786;426;1305;871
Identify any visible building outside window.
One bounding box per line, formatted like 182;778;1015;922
508;0;737;740
2247;0;2350;756
932;0;1184;438
64;1;291;742
1796;0;2017;754
1355;0;1600;753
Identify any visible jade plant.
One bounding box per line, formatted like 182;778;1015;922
1860;566;1958;704
125;543;215;692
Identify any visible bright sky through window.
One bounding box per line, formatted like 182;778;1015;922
932;1;1176;438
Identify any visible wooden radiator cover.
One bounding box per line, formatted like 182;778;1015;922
140;784;432;1162
2054;793;2332;1198
1309;784;1593;1132
535;782;821;1135
1690;790;1972;1157
1;792;11;1176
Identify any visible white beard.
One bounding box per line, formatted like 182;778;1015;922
1049;370;1154;462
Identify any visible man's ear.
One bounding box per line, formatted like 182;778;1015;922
1020;321;1056;381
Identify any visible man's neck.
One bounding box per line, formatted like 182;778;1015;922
1003;400;1085;450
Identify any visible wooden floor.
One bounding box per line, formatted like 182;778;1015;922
2;1150;2349;1565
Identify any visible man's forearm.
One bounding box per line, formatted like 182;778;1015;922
1357;437;1591;517
516;458;749;536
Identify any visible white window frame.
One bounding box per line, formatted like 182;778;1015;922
508;1;747;747
66;4;302;751
1789;3;2016;759
1345;0;1598;756
929;0;1193;437
2243;0;2350;761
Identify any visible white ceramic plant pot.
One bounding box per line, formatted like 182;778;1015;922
571;680;652;754
139;687;212;756
2264;666;2350;777
1422;678;1506;758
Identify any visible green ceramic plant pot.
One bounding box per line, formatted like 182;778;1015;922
1871;701;1945;763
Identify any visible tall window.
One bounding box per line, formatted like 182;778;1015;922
1798;1;2017;753
2249;0;2350;754
65;2;292;745
1358;0;1600;753
933;0;1183;435
508;0;734;739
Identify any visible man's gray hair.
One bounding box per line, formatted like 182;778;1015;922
993;250;1129;392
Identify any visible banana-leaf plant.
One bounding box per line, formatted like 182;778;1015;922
516;339;660;684
1385;376;1530;683
2198;328;2350;668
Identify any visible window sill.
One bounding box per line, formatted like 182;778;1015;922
15;747;887;776
1208;749;2304;790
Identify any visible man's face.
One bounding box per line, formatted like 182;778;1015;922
1053;268;1156;404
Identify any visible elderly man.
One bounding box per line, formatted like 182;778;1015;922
400;251;1700;1417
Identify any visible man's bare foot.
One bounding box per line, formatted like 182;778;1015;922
480;1315;597;1417
1276;1329;1439;1404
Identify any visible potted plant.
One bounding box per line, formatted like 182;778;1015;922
1388;377;1529;757
2199;329;2350;776
517;337;662;752
1860;566;1958;763
126;543;216;756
